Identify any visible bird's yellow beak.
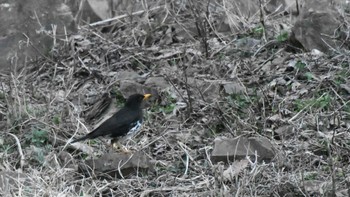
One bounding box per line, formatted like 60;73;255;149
143;94;152;100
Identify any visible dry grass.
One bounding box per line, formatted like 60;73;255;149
1;0;350;196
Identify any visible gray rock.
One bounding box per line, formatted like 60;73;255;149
214;0;259;32
86;0;112;20
119;80;158;99
223;81;246;95
78;152;150;178
235;37;260;51
113;70;142;82
187;78;220;103
87;0;148;20
291;0;345;52
274;125;295;139
144;77;170;90
265;0;287;14
211;136;276;163
0;0;76;72
58;151;77;170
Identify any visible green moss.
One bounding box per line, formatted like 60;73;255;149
276;31;289;42
295;60;306;70
304;172;318;180
52;116;60;125
294;93;332;111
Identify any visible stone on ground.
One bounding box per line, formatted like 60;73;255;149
78;151;150;178
211;136;276;163
291;0;344;53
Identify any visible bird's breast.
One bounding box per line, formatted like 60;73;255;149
125;120;142;139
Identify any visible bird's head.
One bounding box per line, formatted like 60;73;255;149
125;93;152;108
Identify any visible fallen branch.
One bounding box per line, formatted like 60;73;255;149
87;6;165;27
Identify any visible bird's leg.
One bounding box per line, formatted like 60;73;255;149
120;145;131;153
123;137;136;152
112;141;121;150
111;139;122;151
122;137;132;153
111;139;131;153
125;138;131;147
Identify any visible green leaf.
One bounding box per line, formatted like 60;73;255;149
52;116;60;125
161;103;176;114
253;26;264;36
31;129;48;147
295;60;306;70
305;72;313;81
276;31;289;42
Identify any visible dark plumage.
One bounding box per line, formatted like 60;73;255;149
71;93;151;144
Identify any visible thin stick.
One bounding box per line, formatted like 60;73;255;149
8;133;25;171
178;142;190;176
288;92;327;122
87;6;164;27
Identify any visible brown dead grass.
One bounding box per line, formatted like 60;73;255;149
1;0;350;196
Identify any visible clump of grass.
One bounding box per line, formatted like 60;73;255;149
150;93;177;115
113;89;126;107
52;115;60;125
276;31;289;42
28;128;49;147
252;25;264;38
294;93;332;111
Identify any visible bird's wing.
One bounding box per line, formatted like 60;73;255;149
86;107;142;138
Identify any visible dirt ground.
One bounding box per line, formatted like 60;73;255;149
1;1;350;196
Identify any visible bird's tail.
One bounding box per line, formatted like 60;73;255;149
70;136;88;143
70;133;96;143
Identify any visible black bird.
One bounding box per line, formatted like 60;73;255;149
71;93;151;150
